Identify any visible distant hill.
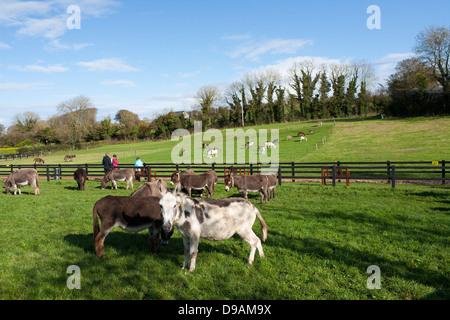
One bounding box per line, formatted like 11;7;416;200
3;116;450;165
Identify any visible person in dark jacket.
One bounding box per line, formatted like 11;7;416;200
102;153;113;173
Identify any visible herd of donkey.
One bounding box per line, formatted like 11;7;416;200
2;158;279;272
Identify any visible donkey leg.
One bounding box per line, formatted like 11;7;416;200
188;235;199;272
239;230;264;265
181;236;190;269
94;224;114;258
148;225;161;253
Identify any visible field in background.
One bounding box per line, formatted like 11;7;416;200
0;179;448;300
1;116;449;300
3;116;450;166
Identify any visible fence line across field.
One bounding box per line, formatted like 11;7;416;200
0;160;448;188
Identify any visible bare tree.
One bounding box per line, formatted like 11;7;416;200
415;25;450;93
13;112;40;133
195;85;221;129
57;95;97;149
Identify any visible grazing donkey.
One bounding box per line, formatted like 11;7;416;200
224;174;269;204
245;141;254;149
4;168;40;195
265;173;277;199
158;182;268;272
93;195;166;258
170;170;216;198
101;168;135;190
265;141;276;149
33;158;45;164
64;155;76;162
74;168;87;191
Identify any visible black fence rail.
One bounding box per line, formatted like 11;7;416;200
0;152;45;161
0;161;448;188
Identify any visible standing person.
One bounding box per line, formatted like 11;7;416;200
112;154;119;170
134;157;144;171
102;153;112;173
134;157;144;181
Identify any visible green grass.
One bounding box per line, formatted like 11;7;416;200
0;179;448;300
4;116;450;166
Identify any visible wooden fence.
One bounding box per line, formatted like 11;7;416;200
0;161;448;188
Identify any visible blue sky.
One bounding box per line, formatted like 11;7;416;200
0;0;449;128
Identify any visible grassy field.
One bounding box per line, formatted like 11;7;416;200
0;179;448;300
4;116;450;166
1;116;449;300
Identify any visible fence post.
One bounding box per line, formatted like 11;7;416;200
291;161;295;182
337;161;341;183
250;163;253;175
332;165;336;187
387;161;391;184
46;166;50;182
85;163;89;175
391;165;396;188
442;160;446;185
278;165;282;186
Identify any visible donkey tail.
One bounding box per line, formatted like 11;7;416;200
93;202;101;240
255;208;268;242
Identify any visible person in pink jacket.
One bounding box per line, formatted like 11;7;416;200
112;154;119;170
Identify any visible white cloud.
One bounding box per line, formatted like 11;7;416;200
226;38;314;62
0;81;49;92
250;55;344;87
0;0;53;24
222;33;252;41
0;41;11;49
44;39;93;52
16;16;67;39
101;79;136;87
373;52;417;84
10;64;69;73
0;0;119;48
178;70;201;78
77;58;139;73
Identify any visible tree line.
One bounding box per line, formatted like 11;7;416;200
0;25;448;153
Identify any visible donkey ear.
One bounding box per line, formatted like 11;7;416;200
173;183;182;195
157;179;167;195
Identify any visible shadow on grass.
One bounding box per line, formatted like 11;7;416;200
265;230;449;299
